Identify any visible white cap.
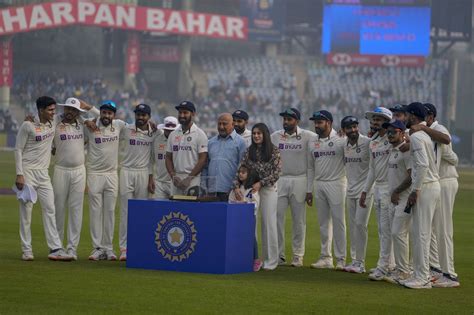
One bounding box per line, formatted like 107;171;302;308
365;106;393;121
12;184;38;204
57;97;87;112
158;116;179;131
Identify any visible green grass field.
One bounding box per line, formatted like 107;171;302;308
0;150;473;314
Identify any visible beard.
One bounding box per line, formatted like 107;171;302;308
64;113;75;121
283;124;295;133
179;117;191;126
100;117;111;126
346;131;358;141
136;119;147;127
234;125;245;134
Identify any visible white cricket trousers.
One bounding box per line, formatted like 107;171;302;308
276;175;307;259
314;178;347;261
431;178;458;277
19;168;63;252
390;192;412;274
154;180;172;200
411;181;441;282
87;172;118;251
347;195;373;264
53;165;86;252
374;183;395;272
259;185;279;270
119;168;149;250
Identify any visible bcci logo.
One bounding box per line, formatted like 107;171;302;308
155;212;197;262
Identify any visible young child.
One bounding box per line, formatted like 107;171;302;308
229;164;262;272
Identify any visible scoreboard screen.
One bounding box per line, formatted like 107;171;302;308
321;0;431;56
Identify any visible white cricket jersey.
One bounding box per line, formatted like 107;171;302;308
363;131;391;192
53;121;86;168
241;129;252;147
410;122;439;191
307;129;346;190
166;123;208;174
387;142;412;193
271;126;316;177
430;121;458;179
344;134;371;198
153;131;171;182
15;121;55;175
120;124;156;172
85;119;126;174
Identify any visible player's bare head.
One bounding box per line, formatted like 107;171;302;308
217;113;234;137
232;110;249;135
341;116;359;141
36;96;56;120
280;108;300;133
310;110;333;137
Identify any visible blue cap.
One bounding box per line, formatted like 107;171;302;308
341;116;359;128
423;103;437;118
389;104;407;113
310;110;333;122
382;119;406;131
279;108;301;120
406;102;427;120
100;100;117;113
232;110;249;121
134;103;151;115
175;101;196;113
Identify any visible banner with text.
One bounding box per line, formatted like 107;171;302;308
0;0;248;40
0;38;12;86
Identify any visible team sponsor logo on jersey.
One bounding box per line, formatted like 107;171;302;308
345;157;362;163
157;153;164;160
388;163;398;169
314;151;336;158
35;132;54;142
372;150;390;159
155;212;197;262
60;134;83;141
130;139;152;146
279;143;302;150
95;135;118;144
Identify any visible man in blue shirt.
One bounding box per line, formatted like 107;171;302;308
206;113;247;201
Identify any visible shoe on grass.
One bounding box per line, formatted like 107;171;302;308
310;257;333;269
48;248;73;261
291;256;303;267
22;251;34;261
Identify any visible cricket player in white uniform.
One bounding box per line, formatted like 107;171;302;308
52;97;99;260
166;101;208;196
402;102;441;289
359;106;394;280
271;108;315;267
14;96;72;261
340;116;373;274
307;110;347;270
118;104;157;261
84;100;126;261
232;110;252;147
389;104;408;124
382;120;413;284
152;116;179;199
412;103;460;288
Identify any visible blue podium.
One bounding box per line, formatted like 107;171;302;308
127;200;255;274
